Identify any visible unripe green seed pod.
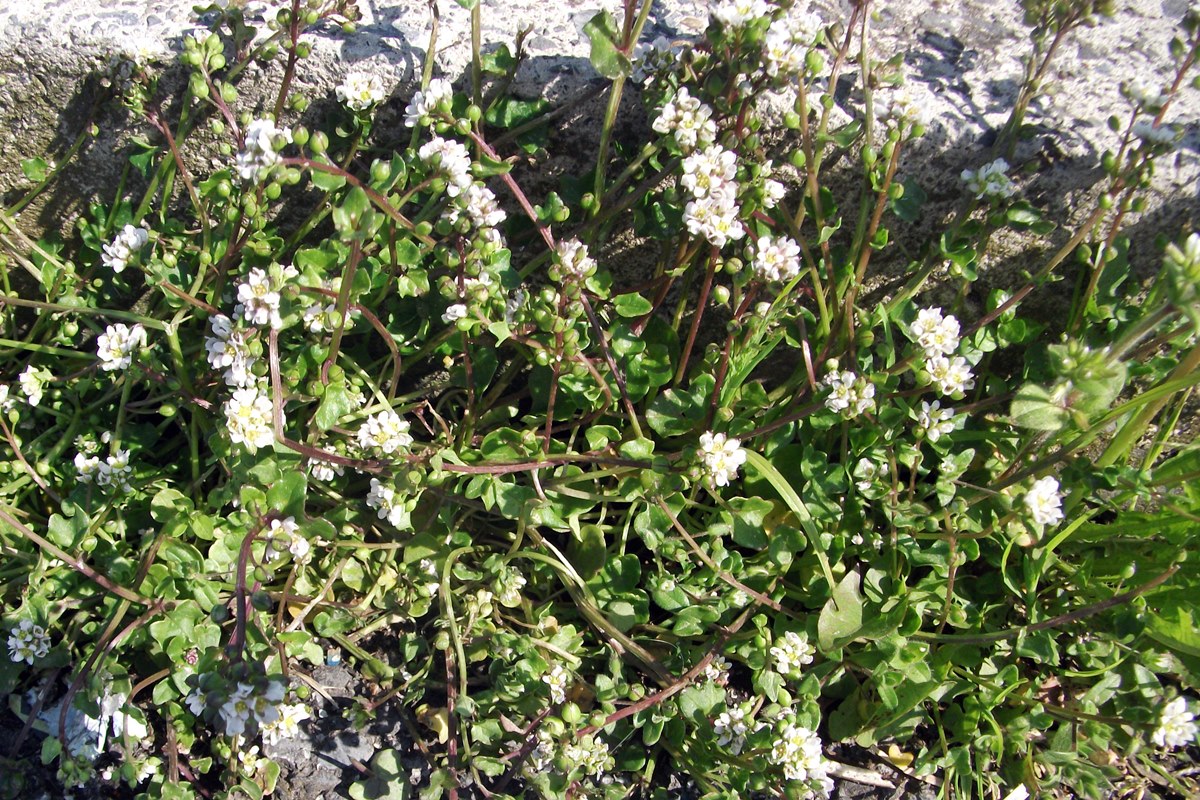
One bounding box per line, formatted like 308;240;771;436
561;702;582;724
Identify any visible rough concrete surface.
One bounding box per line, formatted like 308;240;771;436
1;0;1197;237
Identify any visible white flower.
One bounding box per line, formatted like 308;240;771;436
205;315;258;387
961;158;1016;201
698;431;747;488
366;478;407;527
418;136;473;197
714;705;749;753
234;268;283;329
453;183;506;231
1002;786;1030;800
712;0;770;28
1152;697;1197;748
823;370;876;416
751;235;802;282
75;452;103;483
651;87;717;153
909;307;961;357
102;224;150;273
19;365;50;407
877;87;930;129
96;322;147;371
357;409;413;454
404;77;454;127
915;400;955;442
309;458;345;482
681;144;738;200
224;387;276;452
0;384;13;412
684;188;745;248
543;663;570;705
442;303;468;325
925;355;975;396
853;457;889;494
703;654;732;684
1133;121;1178;148
236;118;292;182
261;702;311;745
1023;476;1064;527
96;449;133;492
762;177;786;209
7;618;51;664
1125;80;1167;112
763;8;823;77
562;735;612;779
769;719;828;784
770;630;815;675
336;72;387;111
555;238;596;280
219;683;254;737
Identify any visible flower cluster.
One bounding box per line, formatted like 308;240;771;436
751;235;802;282
770;630;815;676
336;71;387;112
714;704;749;754
205;314;258;388
909;307;961;357
713;0;769;28
493;566;527;607
651;87;717;153
96;322;147;371
1152;696;1197;748
562;734;613;780
264;516;311;564
223;387;276;453
915;400;955;442
366;478;407;527
1124;79;1168;112
404;77;454;127
763;7;823;77
876;86;930;130
961;158;1017;202
235;266;288;330
7;618;51;664
75;447;134;492
19;365;51;406
542;663;570;704
698;431;747;488
102;223;150;273
1133;121;1178;148
236;118;292;183
683;144;745;248
770;719;830;788
555;238;596;281
357;409;413;455
189;679;286;738
1023;476;1064;527
823;369;876;416
418;136;473;197
260;701;311;746
926;355;975;396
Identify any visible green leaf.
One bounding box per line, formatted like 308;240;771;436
1010;384;1070;431
21;157;49;183
349;749;411;800
612;292;653;317
818;571;864;652
678;681;725;723
889;177;927;223
584;11;631;79
267;471;307;517
311;168;347;192
314;376;353;431
726;496;775;549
